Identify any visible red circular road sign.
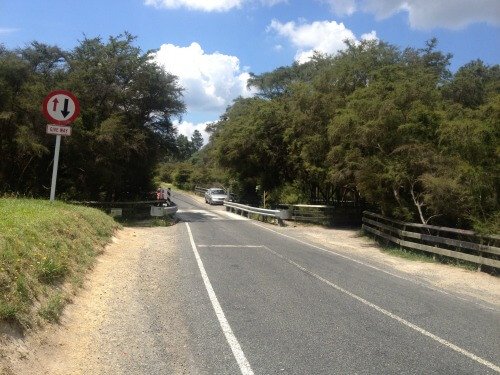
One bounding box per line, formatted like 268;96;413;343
42;90;80;125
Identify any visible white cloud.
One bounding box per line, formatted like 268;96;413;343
268;19;376;63
322;0;500;29
0;28;19;35
144;0;243;12
261;0;288;5
153;42;255;113
321;0;357;16
144;0;286;12
360;30;378;41
174;120;212;144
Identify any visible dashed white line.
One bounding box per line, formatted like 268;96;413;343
185;223;254;375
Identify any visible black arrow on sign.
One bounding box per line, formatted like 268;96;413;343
61;98;70;118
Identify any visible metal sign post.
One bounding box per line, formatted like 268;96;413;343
50;135;62;201
42;90;80;201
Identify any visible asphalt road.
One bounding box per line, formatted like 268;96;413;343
171;190;499;374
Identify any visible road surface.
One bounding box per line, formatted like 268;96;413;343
170;191;499;374
6;190;499;375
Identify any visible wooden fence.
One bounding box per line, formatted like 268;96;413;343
362;211;500;270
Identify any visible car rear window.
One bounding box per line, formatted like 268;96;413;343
212;189;225;194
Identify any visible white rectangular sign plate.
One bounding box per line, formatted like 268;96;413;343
46;124;72;136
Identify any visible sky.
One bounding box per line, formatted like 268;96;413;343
1;0;499;142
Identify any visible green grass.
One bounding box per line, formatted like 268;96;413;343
0;198;120;329
364;231;479;271
38;292;66;323
380;245;478;271
380;245;437;263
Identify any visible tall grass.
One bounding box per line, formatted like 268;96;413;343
0;198;120;328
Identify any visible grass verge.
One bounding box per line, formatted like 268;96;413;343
0;198;120;329
380;245;438;263
364;231;478;271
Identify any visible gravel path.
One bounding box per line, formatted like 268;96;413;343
2;225;196;375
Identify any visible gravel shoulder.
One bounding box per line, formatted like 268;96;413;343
1;197;498;374
1;225;196;375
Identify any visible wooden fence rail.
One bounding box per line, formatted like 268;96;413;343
362;211;500;270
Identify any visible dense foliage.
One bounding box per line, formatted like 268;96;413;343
2;34;498;231
187;39;499;231
0;33;185;200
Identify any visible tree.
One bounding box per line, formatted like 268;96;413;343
191;130;204;151
180;38;499;231
213;97;292;200
0;42;63;195
0;33;185;200
175;134;193;160
443;60;499;108
61;33;184;199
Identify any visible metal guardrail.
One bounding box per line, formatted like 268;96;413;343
195;186;360;226
150;203;178;217
74;199;178;218
362;211;500;270
224;201;290;226
194;186;208;195
163;204;178;215
278;203;363;226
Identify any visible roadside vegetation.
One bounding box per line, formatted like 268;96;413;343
1;33;497;233
0;33;186;201
0;198;120;328
160;39;499;234
0;31;493;338
366;235;479;271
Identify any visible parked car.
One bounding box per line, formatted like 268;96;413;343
205;188;228;205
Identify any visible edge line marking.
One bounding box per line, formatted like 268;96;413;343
185;223;254;375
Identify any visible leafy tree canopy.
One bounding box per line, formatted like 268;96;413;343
188;38;498;231
0;33;185;200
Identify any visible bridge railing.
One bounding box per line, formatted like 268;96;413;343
74;199;177;218
362;211;500;270
224;201;290;226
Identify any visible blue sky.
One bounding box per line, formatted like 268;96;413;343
1;0;499;141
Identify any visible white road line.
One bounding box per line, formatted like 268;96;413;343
198;245;264;248
253;222;496;311
263;245;500;373
185;223;254;375
177;208;248;221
